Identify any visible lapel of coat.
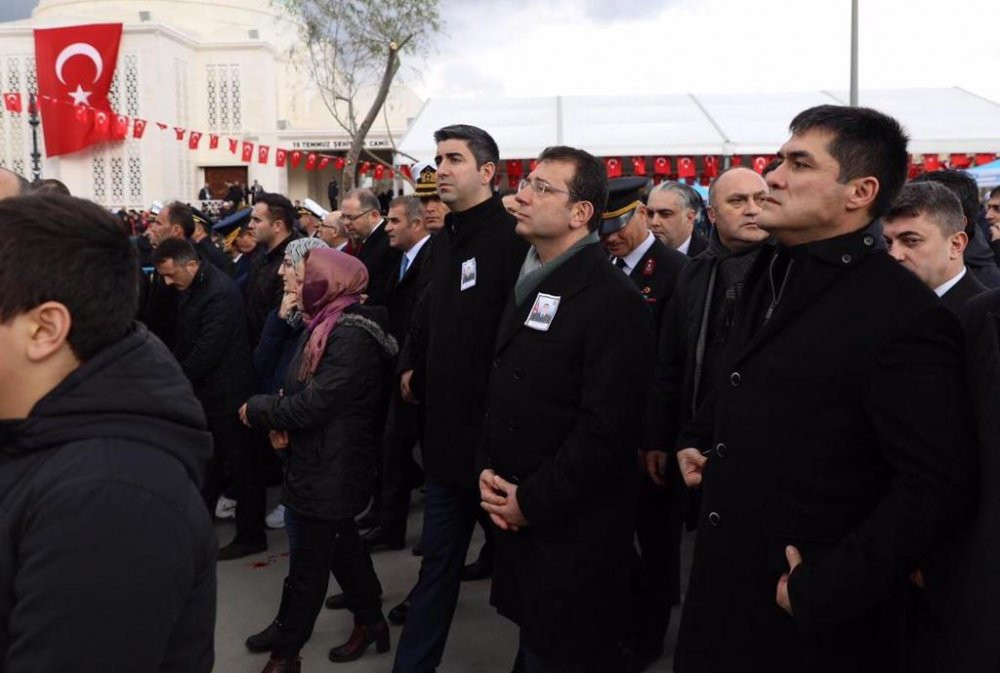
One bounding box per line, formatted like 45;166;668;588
494;244;598;354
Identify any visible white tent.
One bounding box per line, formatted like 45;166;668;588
397;87;1000;162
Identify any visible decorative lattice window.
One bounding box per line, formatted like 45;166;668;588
128;146;142;203
206;63;241;133
110;156;125;203
93;156;107;202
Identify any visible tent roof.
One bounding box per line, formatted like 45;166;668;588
397;87;1000;162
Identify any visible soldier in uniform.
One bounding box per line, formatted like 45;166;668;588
599;178;687;670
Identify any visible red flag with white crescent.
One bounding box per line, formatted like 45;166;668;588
241;141;254;162
291;151;303;168
228;137;238;154
111;113;128;140
3;92;22;113
188;131;202;149
209;134;219;149
33;23;122;156
318;156;331;171
275;148;287;167
173;127;185;141
306;153;318;171
258;145;270;164
132;118;147;138
93;109;110;135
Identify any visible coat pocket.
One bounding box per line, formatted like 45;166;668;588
765;534;836;576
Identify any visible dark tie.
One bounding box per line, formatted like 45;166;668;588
614;257;627;271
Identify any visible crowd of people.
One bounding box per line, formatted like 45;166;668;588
2;104;1000;673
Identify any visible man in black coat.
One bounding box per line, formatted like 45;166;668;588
598;176;687;671
364;195;432;550
392;125;529;673
341;188;401;307
327;176;340;210
479;145;653;672
140;200;196;348
245;192;299;349
0;195;216;672
190;206;234;276
883;181;987;315
674;105;977;673
646;180;708;257
154;237;263;560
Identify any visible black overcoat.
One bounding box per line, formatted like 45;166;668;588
481;242;653;658
624;236;688;329
674;222;977;673
423;195;528;488
357;221;402;308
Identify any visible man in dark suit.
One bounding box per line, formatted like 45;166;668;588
598;177;687;672
674;105;976;673
646;180;708;257
392;125;528;673
883;181;987;315
341;188;401;307
327;176;340;210
480;145;654;672
364;195;432;550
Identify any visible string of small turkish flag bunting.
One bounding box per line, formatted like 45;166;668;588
0;91;405;177
3;91;998;182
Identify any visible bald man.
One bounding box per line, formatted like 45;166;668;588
0;168;30;200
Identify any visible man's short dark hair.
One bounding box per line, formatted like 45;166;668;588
789;105;909;218
433;124;500;169
389;195;423;223
164;201;195;238
346;188;381;213
152;237;200;267
29;178;71;196
911;170;979;238
989;186;1000;200
885;181;965;236
537;145;608;232
0;195;138;361
254;192;295;234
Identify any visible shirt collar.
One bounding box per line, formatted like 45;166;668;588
619;231;656;273
405;234;431;264
934;266;967;297
677;234;692;256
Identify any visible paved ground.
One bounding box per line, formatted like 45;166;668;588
214;490;685;673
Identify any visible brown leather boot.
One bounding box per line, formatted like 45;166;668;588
260;656;300;673
327;619;390;662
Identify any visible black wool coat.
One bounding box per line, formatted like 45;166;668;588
244;233;299;348
172;262;254;417
357;220;403;308
423;195;529;488
481;242;654;658
246;306;397;521
940;267;987;315
624;236;688;329
674;222;977;673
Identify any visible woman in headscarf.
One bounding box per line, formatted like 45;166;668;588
240;248;398;672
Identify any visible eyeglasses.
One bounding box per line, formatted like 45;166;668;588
517;178;572;198
340;208;373;223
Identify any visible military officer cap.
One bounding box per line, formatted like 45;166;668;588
599;176;650;236
414;164;438;199
297;198;328;220
190;206;212;230
213;206;252;239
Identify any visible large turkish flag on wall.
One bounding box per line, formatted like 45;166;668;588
34;23;122;157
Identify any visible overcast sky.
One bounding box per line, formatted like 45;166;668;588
5;0;1000;104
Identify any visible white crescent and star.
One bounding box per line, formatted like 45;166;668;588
55;42;104;106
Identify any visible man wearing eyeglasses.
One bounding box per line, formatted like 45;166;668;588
392;124;528;673
340;188;401;307
479;145;654;673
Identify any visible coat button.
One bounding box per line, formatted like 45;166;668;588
483;406;490;420
863;235;874;246
507;421;518;432
492;357;502;369
841;253;852;264
730;371;741;387
715;442;727;458
708;511;722;527
513;368;524;380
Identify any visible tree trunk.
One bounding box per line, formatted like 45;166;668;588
344;42;402;193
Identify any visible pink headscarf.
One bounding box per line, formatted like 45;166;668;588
297;248;369;380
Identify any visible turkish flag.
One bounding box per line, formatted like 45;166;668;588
276;148;287;167
400;164;411;179
258;145;270;164
318;156;331;171
173;127;185;141
132;118;146;138
334;157;346;170
209;134;219;149
975;153;996;166
3;92;22;113
112;113;128;140
949;153;971;169
752;156;769;174
606;158;622;178
374;164;385;180
359;161;371;174
529;159;538;172
508;175;519;189
94;109;110;135
241;141;254;162
73;104;92;129
704;155;719;178
730;155;744;167
922;154;941;172
908;163;922;179
306;153;318;171
188;131;202;149
291;151;303;168
678;157;695;178
653;157;671;175
507;160;523;178
632;157;647;176
34;23;123;156
228;137;238;154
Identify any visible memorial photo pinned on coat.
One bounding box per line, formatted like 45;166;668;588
461;257;477;290
525;293;560;331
